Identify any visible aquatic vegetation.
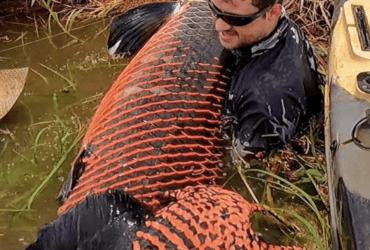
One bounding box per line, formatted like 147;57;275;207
229;116;329;249
40;63;76;92
25;124;87;210
0;17;125;248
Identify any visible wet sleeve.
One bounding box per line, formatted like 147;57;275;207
235;78;303;152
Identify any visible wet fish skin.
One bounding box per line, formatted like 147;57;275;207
27;185;305;250
59;1;231;213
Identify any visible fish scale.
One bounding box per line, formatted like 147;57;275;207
133;185;304;250
58;2;231;214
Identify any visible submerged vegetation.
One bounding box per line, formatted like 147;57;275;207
239;117;330;249
0;0;333;249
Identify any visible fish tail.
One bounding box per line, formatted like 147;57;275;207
26;190;147;250
108;2;182;57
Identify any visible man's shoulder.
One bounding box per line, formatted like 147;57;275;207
284;17;310;46
230;15;316;79
285;17;300;29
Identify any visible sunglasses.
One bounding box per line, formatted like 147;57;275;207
207;0;274;27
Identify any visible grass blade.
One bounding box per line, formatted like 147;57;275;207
25;126;86;210
246;169;326;235
289;212;325;250
39;63;76;90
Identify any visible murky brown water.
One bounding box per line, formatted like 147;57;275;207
0;17;128;249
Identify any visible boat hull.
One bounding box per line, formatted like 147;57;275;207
326;0;370;248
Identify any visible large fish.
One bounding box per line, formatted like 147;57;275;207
27;1;305;249
57;0;232;213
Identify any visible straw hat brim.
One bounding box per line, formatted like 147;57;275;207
0;67;29;120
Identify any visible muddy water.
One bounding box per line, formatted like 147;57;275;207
0;18;127;249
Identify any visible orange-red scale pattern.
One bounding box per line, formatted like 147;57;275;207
58;3;230;214
133;185;305;250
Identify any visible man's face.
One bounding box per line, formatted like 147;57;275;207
211;0;271;49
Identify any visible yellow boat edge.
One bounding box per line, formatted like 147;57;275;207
327;0;370;249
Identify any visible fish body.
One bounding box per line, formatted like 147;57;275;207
58;0;231;214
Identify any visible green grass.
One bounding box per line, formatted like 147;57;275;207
32;0;80;40
40;63;76;91
24;125;86;210
239;116;332;249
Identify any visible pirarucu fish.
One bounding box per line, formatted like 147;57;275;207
27;1;305;249
57;0;231;212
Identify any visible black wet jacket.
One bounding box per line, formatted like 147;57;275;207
224;14;322;152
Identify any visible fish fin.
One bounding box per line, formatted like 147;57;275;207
26;190;148;250
108;2;180;57
57;147;94;203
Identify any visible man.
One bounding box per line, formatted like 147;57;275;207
209;0;322;153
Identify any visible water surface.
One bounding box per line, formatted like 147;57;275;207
0;17;127;250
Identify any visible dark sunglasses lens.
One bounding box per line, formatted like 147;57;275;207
222;16;253;26
207;0;259;27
